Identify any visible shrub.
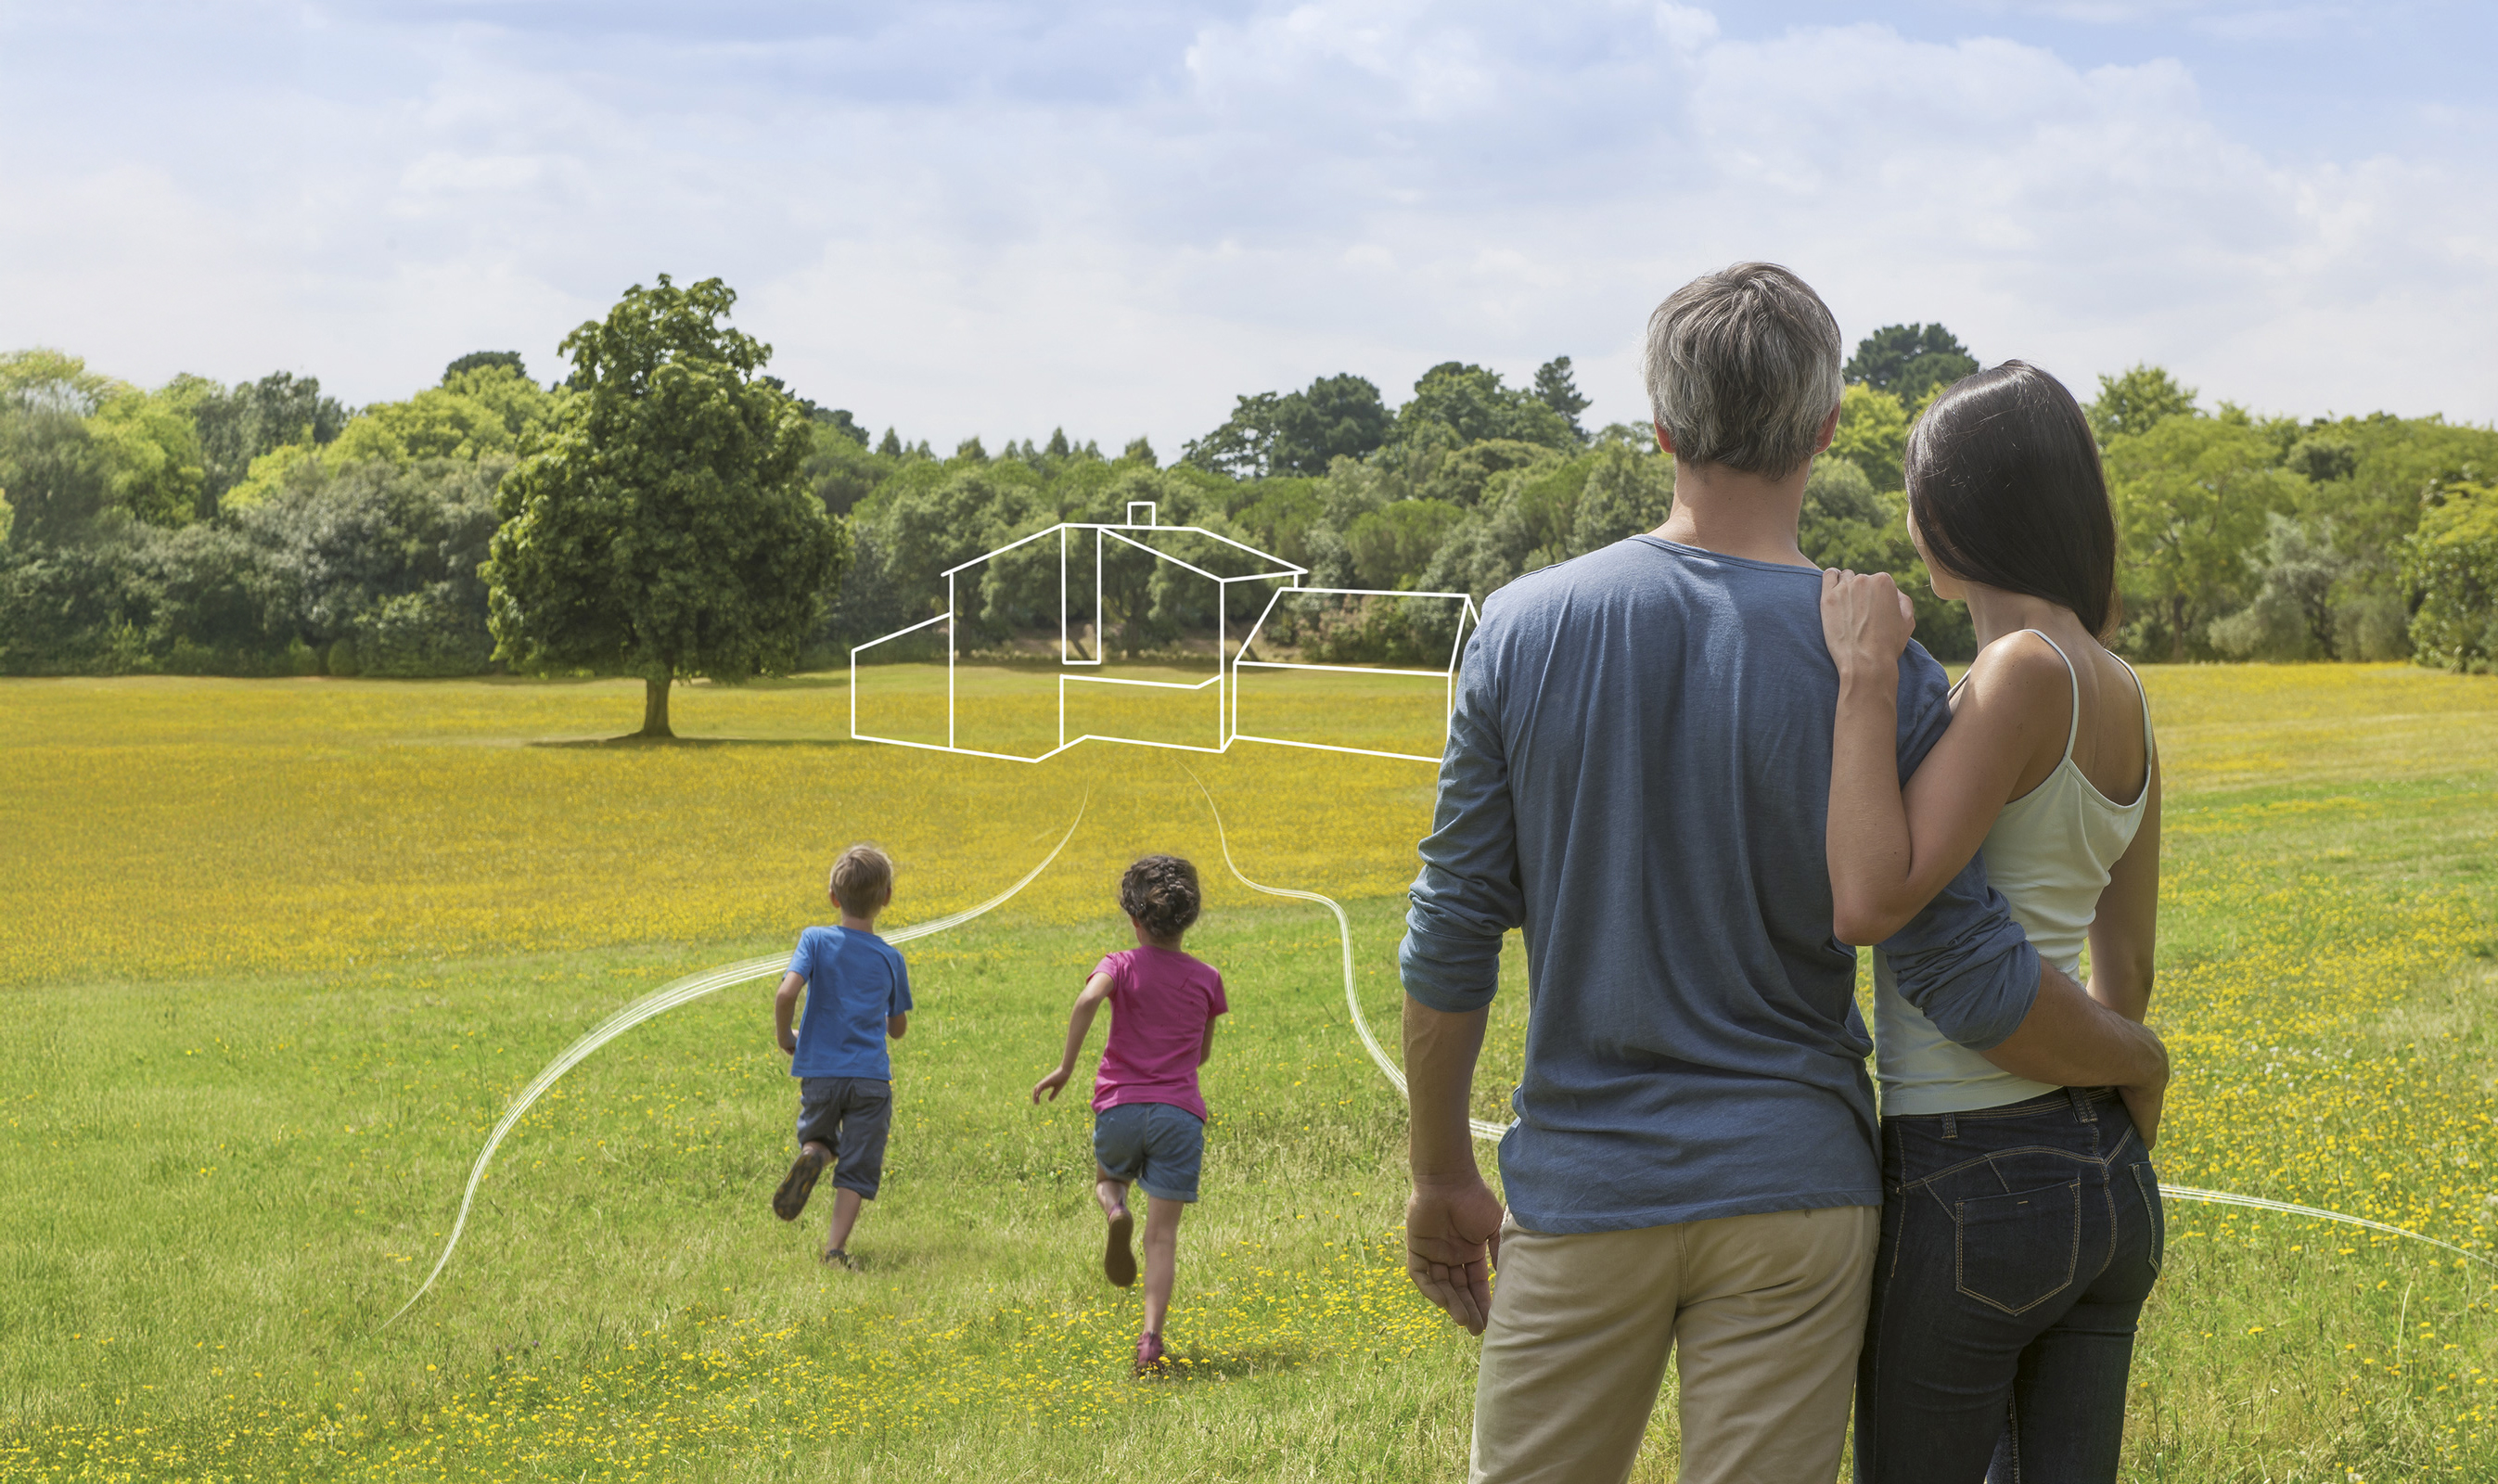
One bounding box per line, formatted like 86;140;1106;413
0;542;152;674
1346;500;1463;590
1295;594;1466;668
2405;484;2498;673
356;583;495;677
2332;592;2412;661
2207;514;2345;661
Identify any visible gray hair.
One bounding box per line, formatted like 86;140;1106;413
1643;262;1844;478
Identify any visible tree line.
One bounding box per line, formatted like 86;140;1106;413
6;284;2497;712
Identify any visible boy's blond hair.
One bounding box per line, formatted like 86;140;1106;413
829;844;894;916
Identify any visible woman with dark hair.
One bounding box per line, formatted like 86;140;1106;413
1819;360;2164;1482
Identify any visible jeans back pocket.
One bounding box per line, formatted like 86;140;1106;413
2130;1160;2166;1276
1954;1179;2082;1314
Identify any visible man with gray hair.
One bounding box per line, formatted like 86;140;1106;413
1399;262;2168;1483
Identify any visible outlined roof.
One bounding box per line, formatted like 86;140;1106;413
850;502;1477;764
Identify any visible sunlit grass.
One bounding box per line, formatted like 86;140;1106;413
0;668;1444;990
1;661;2495;1480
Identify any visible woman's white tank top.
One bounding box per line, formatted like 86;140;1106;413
1873;631;2157;1116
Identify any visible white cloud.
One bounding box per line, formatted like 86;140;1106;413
0;0;2489;447
1654;4;1721;50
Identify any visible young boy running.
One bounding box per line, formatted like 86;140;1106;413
1031;854;1225;1375
772;844;912;1271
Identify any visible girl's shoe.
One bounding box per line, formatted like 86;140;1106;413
1134;1331;1165;1375
1104;1210;1136;1288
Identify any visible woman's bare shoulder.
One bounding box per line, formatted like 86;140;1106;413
1951;630;2072;718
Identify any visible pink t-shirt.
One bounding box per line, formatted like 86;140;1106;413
1089;945;1227;1120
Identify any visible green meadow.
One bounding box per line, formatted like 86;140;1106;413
2;662;2495;1481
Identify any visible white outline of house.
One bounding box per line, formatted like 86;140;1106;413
849;501;1479;763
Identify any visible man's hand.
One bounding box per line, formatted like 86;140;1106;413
1821;568;1915;675
1031;1066;1071;1104
1406;1177;1505;1336
777;1030;797;1056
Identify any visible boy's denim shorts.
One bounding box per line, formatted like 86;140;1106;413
1093;1102;1206;1203
796;1077;892;1199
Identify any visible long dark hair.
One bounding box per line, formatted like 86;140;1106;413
1903;361;2120;637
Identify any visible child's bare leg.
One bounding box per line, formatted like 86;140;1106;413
825;1188;865;1256
1097;1164;1137;1287
1141;1194;1185;1337
1094;1164;1129;1221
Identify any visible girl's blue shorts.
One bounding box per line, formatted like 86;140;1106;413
1093;1102;1205;1202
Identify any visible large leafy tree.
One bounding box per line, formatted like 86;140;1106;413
91;384;208;527
0;350;114;544
327;363;561;467
1274;374;1392;473
1844;324;1978;403
486;275;849;737
1183;373;1393;479
1531;356;1592;442
2087;364;2197;444
1828;383;1912;492
1391;362;1575;452
2105;412;2303;659
192;372;348;511
1183;390;1285;478
445;351;527;380
0;409;109;546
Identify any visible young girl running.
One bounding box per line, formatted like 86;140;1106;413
1821;361;2163;1483
1031;854;1226;1375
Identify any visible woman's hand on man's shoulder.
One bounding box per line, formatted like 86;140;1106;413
1820;567;1916;680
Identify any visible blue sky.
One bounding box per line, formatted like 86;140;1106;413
3;1;2492;450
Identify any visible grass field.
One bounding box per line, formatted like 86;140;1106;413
3;661;2495;1481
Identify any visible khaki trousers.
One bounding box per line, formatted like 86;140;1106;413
1470;1204;1878;1484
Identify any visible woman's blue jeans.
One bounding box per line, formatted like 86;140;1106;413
1854;1085;2164;1484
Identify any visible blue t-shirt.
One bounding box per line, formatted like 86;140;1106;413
787;926;913;1081
1400;535;2041;1235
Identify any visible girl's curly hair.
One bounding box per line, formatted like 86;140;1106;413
1120;854;1201;942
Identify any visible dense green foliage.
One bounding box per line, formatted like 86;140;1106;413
2404;484;2498;672
1843;323;1978;403
1182;373;1396;479
6;315;2496;675
485;275;849;736
2087;364;2200;444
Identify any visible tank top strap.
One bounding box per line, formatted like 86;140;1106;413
2112;651;2155;761
2022;629;2082;767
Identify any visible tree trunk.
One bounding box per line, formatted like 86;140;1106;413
640;673;673;738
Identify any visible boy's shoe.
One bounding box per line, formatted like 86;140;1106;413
820;1247;855;1271
1133;1331;1165;1375
773;1146;827;1222
1103;1210;1136;1288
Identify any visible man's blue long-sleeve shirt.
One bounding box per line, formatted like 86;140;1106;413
1400;536;2041;1234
